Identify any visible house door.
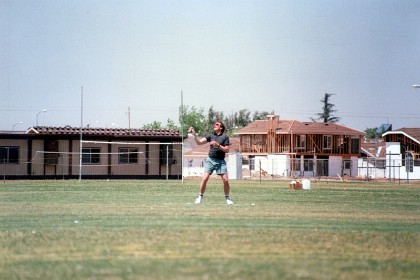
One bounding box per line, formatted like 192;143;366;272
317;159;328;176
342;160;352;176
44;140;59;176
44;165;57;176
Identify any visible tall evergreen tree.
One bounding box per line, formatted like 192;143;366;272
311;93;341;123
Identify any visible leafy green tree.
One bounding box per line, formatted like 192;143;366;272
142;121;163;129
311;93;340;123
142;119;179;130
144;107;284;136
204;105;228;132
235;109;251;127
179;105;206;135
252;110;274;121
165;119;178;130
364;127;378;138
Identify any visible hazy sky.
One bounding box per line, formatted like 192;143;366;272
1;0;419;132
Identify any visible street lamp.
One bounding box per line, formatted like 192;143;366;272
36;109;47;126
413;84;420;89
12;121;23;130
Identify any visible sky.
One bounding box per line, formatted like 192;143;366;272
1;0;419;132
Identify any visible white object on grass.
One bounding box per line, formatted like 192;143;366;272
302;179;311;190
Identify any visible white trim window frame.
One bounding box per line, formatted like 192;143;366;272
295;135;306;151
323;135;332;150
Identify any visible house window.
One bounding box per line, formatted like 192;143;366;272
292;159;300;171
337;136;344;146
323;135;332;150
304;159;314;171
0;146;19;164
343;160;351;169
253;135;264;146
160;144;174;165
351;138;359;154
242;135;251;152
295;135;306;150
249;157;255;171
119;148;138;164
405;152;414;173
82;148;101;164
253;135;265;153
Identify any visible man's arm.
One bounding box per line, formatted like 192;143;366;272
188;127;207;145
219;143;229;153
219;137;230;153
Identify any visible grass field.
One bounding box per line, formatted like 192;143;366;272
0;179;419;280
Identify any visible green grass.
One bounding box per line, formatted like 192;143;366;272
0;179;419;279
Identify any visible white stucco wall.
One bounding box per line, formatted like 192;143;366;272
385;142;420;179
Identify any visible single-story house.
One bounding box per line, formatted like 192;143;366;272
0;126;183;179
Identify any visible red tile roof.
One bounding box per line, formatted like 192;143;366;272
361;138;386;158
26;126;181;137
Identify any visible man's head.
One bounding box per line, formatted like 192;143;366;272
213;121;225;134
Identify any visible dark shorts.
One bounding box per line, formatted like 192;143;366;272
204;157;227;175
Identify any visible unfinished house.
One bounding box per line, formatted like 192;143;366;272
382;128;420;180
359;138;387;179
235;115;365;178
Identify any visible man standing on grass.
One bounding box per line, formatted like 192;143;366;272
188;121;234;205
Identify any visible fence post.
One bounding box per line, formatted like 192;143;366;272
166;145;169;180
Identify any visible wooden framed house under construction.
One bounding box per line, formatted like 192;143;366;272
234;115;365;178
382;128;420;180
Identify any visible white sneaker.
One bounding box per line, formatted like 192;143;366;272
195;195;203;204
226;197;234;205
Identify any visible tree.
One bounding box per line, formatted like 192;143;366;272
235;109;251;127
365;124;392;138
205;105;224;132
311;93;341;123
253;110;274;121
179;105;206;135
165;119;177;130
142;119;178;130
142;121;163;129
143;106;284;135
365;127;379;138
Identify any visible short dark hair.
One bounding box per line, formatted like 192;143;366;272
215;120;225;133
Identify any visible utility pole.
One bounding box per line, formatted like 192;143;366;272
79;86;83;182
127;107;131;129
